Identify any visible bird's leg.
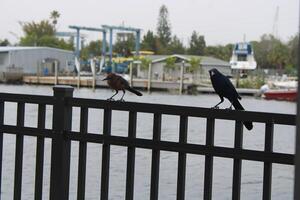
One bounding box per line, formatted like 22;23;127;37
226;102;233;110
212;97;224;109
107;90;118;101
118;89;126;102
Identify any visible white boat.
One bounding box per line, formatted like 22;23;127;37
230;42;257;70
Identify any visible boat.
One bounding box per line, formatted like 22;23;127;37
263;89;297;101
230;42;257;70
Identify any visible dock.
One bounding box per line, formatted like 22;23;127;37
22;76;259;95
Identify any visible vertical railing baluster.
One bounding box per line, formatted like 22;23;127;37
14;102;25;200
101;108;112;200
34;104;46;200
263;122;274;200
77;106;88;200
125;111;137;200
203;118;215;200
50;86;73;200
232;121;243;200
177;115;188;200
0;100;4;200
150;113;162;200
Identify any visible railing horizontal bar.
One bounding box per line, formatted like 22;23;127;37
67;98;296;125
0;125;53;138
0;93;54;105
0;124;293;165
66;132;294;165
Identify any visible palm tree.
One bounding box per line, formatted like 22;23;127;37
50;10;60;27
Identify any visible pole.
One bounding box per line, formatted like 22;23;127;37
294;0;300;198
147;63;152;93
179;61;185;95
129;62;133;87
54;61;58;85
50;86;73;200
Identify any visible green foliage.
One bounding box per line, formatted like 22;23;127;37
140;57;152;71
157;5;172;48
19;12;73;51
188;31;206;55
238;76;265;89
188;57;201;73
141;30;158;53
113;33;135;57
167;35;185;54
50;10;60;28
0;39;10;46
80;40;104;59
164;56;177;71
204;44;233;61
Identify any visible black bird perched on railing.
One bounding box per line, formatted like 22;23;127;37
209;68;253;130
103;73;143;101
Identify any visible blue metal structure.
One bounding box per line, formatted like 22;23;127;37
69;25;107;59
102;25;141;65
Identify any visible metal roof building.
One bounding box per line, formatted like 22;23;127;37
137;54;231;80
0;47;75;80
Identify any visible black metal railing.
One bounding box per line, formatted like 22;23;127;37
0;86;296;200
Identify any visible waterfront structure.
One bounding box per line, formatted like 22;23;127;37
136;54;231;80
0;46;74;81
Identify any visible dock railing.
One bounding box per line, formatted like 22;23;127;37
0;86;297;200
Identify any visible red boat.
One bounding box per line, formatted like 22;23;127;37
263;90;297;101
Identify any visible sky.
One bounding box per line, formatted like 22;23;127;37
0;0;299;46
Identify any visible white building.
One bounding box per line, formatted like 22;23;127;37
0;46;75;81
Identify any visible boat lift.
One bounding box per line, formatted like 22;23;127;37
69;25;107;71
102;25;141;66
69;25;107;89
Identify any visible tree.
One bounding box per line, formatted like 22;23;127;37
141;30;158;53
50;10;60;29
188;57;201;73
0;39;10;46
19;12;73;50
164;56;176;72
157;5;172;48
204;43;232;61
167;35;185;54
188;31;206;55
113;33;135;57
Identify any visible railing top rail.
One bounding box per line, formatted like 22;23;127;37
68;97;296;125
0;93;54;105
0;92;295;125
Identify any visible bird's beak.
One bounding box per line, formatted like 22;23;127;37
102;77;108;81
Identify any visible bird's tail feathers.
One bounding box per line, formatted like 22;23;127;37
232;100;253;130
232;99;244;110
127;87;143;96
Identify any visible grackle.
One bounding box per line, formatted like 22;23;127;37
103;73;142;101
209;68;253;130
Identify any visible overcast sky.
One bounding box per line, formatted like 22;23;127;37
0;0;299;46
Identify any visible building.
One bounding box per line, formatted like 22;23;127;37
0;46;75;81
136;54;231;80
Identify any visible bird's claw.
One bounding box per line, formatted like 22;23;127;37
225;106;233;110
107;98;115;101
212;106;219;109
117;99;125;102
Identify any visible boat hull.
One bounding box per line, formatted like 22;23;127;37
263;90;297;102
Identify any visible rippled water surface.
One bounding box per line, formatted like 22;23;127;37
0;84;296;199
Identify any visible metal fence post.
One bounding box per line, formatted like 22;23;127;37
49;85;74;200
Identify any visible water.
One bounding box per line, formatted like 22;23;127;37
0;84;296;200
